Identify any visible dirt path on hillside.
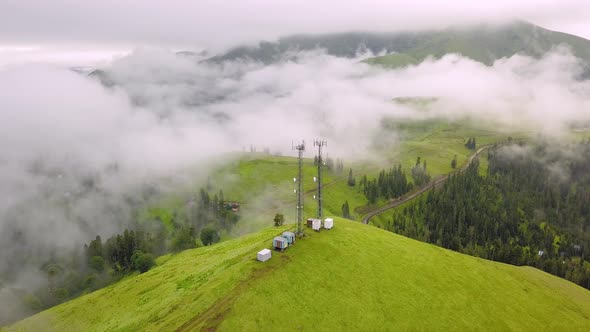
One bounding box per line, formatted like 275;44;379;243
361;145;491;224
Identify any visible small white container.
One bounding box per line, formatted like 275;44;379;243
312;218;322;231
257;248;272;262
324;218;334;230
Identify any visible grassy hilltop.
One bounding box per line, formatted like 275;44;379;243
6;218;590;331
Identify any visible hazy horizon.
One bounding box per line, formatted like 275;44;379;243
2;1;590;326
1;1;590;67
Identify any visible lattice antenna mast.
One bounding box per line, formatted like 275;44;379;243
293;141;306;237
314;139;327;220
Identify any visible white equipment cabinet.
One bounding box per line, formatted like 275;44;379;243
324;218;334;230
257;248;272;262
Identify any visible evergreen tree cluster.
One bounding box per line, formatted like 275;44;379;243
273;213;285;226
100;230;156;272
360;165;412;204
13;185;236;320
411;157;431;186
385;142;590;290
196;188;240;230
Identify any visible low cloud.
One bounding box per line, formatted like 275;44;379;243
1;46;590;323
0;1;589;49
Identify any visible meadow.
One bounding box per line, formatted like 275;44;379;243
138;116;525;235
7;218;590;331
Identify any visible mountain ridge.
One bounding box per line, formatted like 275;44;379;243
208;21;590;71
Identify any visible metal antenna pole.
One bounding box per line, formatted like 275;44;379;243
294;141;305;237
314;139;327;220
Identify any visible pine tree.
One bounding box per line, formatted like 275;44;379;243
200;188;210;208
212;194;219;217
86;235;103;258
342;201;351;219
347;168;356;186
218;189;225;211
326;158;334;170
273;213;285;226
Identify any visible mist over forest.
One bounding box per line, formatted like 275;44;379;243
1;3;590;326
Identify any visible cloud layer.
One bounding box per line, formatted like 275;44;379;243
0;0;589;50
1;46;590;323
1;46;589;248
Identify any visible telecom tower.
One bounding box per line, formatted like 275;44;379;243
293;141;305;237
314;139;327;221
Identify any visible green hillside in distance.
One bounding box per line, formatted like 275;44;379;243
136;117;526;238
364;52;418;67
7;218;590;331
211;21;590;72
365;21;590;69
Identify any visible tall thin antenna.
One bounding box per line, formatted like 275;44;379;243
314;139;327;220
293;141;305;237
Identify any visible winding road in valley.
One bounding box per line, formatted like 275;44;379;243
361;145;491;225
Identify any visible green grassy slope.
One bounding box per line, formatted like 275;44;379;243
212;21;590;73
8;219;590;331
379;116;527;177
138;117;526;233
210;155;368;228
365;21;590;69
363;53;418;68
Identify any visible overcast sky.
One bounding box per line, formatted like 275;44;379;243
0;0;589;66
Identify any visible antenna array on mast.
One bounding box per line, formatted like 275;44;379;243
293;141;305;237
314;139;327;220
